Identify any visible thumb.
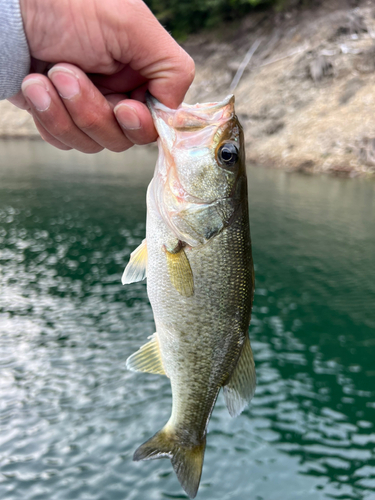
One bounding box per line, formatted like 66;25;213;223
114;0;195;109
147;45;195;110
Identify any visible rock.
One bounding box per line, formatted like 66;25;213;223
339;77;365;104
296;160;315;174
355;45;375;74
332;11;367;40
309;55;334;82
357;137;375;168
264;121;285;136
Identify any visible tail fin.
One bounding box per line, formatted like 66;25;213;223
133;427;206;499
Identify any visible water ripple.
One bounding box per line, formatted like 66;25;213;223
0;142;374;499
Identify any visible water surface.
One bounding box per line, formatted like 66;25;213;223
0;140;374;500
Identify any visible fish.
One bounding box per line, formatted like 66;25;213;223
122;93;256;498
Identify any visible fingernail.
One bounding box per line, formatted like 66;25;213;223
114;104;141;130
48;66;80;99
21;79;51;111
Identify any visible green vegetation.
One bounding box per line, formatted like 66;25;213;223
144;0;296;37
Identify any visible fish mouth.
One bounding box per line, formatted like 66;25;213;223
147;92;235;115
146;93;235;132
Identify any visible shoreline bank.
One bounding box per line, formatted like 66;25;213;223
2;0;375;177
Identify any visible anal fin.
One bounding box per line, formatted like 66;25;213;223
126;333;166;376
122;239;147;285
223;335;256;417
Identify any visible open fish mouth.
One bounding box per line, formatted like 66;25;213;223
147;93;235;134
147;92;235;114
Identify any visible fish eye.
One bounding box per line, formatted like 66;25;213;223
217;143;239;167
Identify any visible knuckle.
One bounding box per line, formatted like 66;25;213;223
186;55;195;82
76;111;103;133
52;122;74;139
176;51;195;87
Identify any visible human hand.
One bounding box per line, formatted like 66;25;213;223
8;0;195;153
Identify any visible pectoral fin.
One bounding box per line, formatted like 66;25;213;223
126;333;166;376
223;335;256;417
165;247;194;297
122;239;147;285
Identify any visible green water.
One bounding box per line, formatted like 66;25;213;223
0;140;374;500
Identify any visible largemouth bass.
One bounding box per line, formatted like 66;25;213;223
122;94;255;498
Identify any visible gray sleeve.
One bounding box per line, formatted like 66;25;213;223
0;0;30;100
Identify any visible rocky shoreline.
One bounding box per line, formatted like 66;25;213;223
2;0;375;176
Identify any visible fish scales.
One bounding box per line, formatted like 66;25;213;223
147;195;252;437
122;93;256;498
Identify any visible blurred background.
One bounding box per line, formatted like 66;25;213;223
2;0;375;175
1;1;375;499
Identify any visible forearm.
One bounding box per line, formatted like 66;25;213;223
0;0;30;100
